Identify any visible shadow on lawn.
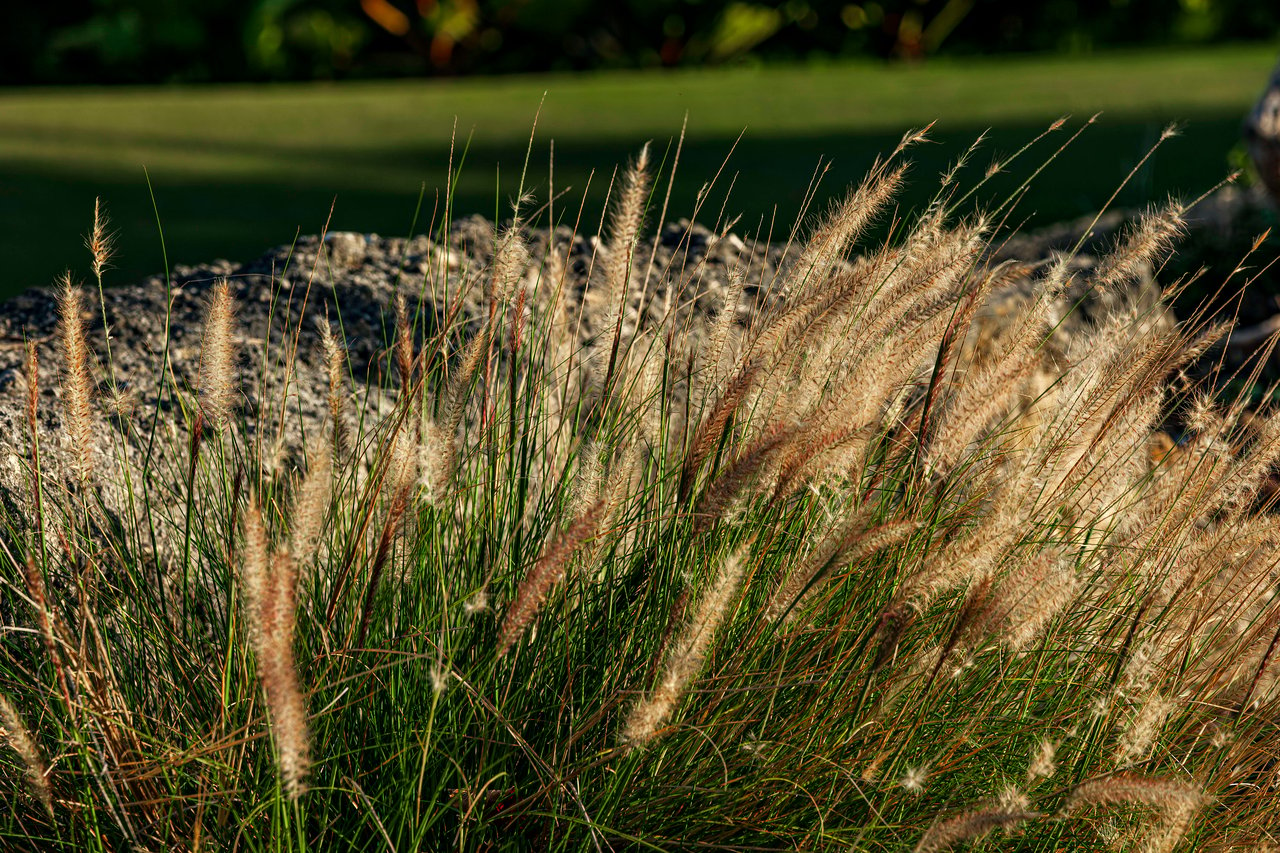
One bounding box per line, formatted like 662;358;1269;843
0;113;1245;300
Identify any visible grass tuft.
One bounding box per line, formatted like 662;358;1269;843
1;121;1279;850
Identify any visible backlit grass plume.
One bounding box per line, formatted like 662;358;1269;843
622;545;749;747
0;694;53;817
196;277;238;434
239;494;312;801
318;314;350;459
56;273;96;486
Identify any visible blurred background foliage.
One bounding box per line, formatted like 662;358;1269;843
1;3;1274;297
5;0;1279;85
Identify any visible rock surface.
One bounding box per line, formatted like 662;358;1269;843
0;191;1270;524
0;214;799;518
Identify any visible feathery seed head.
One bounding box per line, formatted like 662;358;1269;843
197;278;238;434
418;418;448;506
0;694;53;817
394;290;415;390
463;588;489;616
85;197;116;281
104;384;137;420
499;499;609;656
768;518;918;623
23;341;38;445
387;417;421;505
56;273;97;485
599;144;653;339
239;495;311;800
1094;202;1185;293
490;225;530;306
1119;642;1157;698
570;440;605;519
896;123;932;152
622;546;749;748
900;765;929;793
702;266;746;390
1028;737;1057;783
1064;774;1203;853
790;163;907;303
440;305;496;480
1185;391;1222;437
1001;553;1079;651
22;554;63;704
318;315;349;459
914;804;1036;853
1114;693;1178;765
430;662;449;696
861;752;888;783
996;787;1030;813
290;447;332;568
262;551;311;802
1063;773;1202;814
240;493;271;634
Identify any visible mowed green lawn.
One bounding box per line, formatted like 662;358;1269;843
0;44;1273;296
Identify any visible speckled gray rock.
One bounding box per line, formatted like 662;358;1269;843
0;202;1190;533
0;214;798;524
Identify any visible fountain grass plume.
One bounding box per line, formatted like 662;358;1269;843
0;694;52;817
623;545;749;748
196;277;238;435
56;273;96;486
239;493;312;801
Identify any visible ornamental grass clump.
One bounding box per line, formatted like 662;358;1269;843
2;118;1280;851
